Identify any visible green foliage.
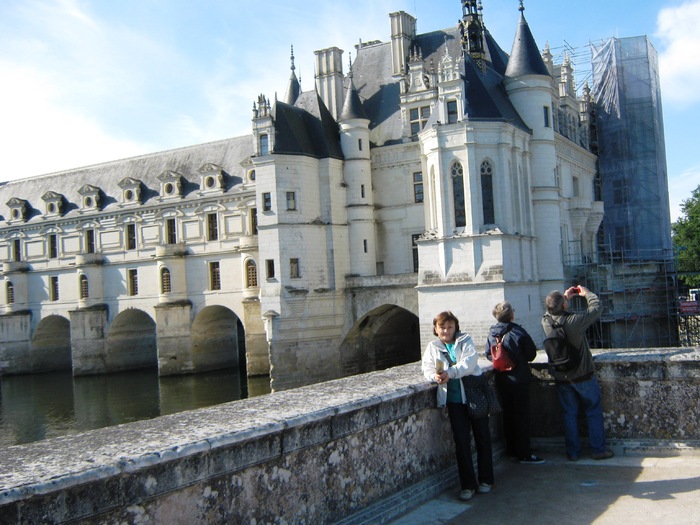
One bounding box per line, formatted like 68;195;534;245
672;186;700;288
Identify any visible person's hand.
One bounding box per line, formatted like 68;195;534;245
435;371;449;384
565;285;585;299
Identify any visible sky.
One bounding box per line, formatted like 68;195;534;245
1;0;698;223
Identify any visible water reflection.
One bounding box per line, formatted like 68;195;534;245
0;369;271;448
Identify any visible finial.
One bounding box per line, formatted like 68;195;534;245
290;45;296;72
348;52;353;78
519;0;524;12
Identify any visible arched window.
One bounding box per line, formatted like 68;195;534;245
79;275;89;299
161;267;172;294
6;281;14;304
246;260;258;288
481;160;495;225
451;161;466;228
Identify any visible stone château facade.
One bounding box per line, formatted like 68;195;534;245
0;2;603;391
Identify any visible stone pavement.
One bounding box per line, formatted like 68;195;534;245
385;445;700;525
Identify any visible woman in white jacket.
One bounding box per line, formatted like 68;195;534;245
421;311;494;501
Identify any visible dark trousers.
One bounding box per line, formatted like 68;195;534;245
495;376;532;459
447;402;494;490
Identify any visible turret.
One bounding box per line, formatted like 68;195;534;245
503;1;563;285
339;57;376;276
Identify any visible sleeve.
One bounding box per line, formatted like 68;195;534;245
567;292;602;332
519;330;538;362
485;335;493;361
446;335;479;379
421;343;438;382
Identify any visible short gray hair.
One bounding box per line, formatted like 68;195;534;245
492;301;514;323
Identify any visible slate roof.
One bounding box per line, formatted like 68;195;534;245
504;11;550;78
0;136;254;225
273;94;343;159
345;25;530;146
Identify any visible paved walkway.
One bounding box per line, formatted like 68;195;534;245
388;448;700;525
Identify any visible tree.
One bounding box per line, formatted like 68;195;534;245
672;186;700;288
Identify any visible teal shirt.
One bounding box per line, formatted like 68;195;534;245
444;343;463;403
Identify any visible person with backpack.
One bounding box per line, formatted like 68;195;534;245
485;301;543;464
542;285;614;461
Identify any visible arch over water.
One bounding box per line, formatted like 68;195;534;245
340;305;421;375
32;315;71;372
191;306;243;373
107;309;157;372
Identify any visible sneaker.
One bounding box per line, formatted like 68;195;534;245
519;454;545;464
591;449;614;460
567;454;579;462
477;483;492;494
459;489;474;501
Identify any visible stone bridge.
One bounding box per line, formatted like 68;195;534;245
1;348;699;524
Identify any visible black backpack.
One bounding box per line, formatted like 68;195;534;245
543;315;580;372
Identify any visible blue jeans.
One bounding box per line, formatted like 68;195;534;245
556;376;607;457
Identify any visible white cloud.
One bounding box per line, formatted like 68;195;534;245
656;0;700;105
0;62;149;180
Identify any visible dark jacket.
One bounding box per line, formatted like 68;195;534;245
541;291;601;382
485;321;537;384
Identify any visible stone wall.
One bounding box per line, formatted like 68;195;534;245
1;349;699;524
529;348;700;444
0;365;458;525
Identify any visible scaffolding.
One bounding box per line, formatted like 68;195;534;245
591;36;673;256
567;246;679;349
556;35;686;349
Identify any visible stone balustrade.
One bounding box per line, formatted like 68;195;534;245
1;348;699;524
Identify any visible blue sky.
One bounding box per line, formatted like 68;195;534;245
1;0;698;222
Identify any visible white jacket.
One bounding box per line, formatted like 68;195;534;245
421;332;481;407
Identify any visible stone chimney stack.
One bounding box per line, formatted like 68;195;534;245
314;47;344;120
390;11;416;76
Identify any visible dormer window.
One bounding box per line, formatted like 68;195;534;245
42;191;64;218
6;198;28;224
78;185;101;212
158;170;183;199
118;177;142;206
198;163;224;194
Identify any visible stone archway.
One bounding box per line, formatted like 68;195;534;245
107;309;157;372
191;306;243;373
32;315;71;372
340;305;421;375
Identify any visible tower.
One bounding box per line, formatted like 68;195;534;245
503;2;563;288
339;58;376;276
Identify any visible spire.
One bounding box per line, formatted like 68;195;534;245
459;0;487;69
283;45;301;105
339;53;368;121
504;2;550;78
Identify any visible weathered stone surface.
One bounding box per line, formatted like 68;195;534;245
529;348;700;443
1;350;699;524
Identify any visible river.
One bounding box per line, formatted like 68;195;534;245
0;368;271;448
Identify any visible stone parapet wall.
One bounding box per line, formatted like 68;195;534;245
1;348;699;524
0;365;456;525
530;348;700;444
